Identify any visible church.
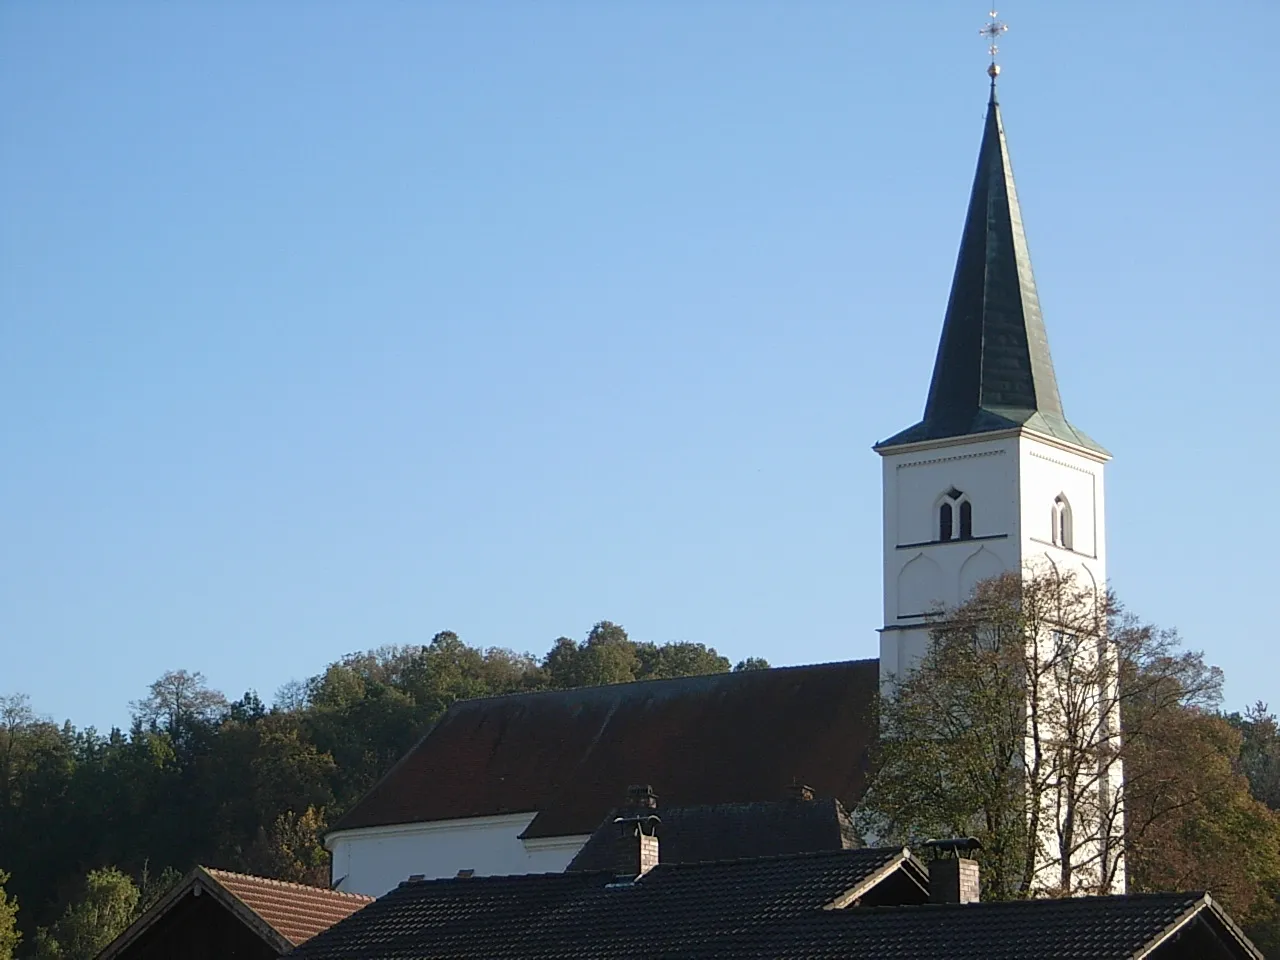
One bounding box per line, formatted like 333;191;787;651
324;73;1120;900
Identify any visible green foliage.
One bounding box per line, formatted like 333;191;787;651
136;863;182;913
0;621;746;947
0;868;19;960
859;571;1241;901
33;868;138;960
1230;702;1280;812
129;670;228;745
1129;703;1280;951
543;622;731;687
244;806;331;887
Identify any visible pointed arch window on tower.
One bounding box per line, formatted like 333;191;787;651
938;488;973;542
1052;495;1073;550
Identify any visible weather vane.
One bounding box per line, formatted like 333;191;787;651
980;10;1008;80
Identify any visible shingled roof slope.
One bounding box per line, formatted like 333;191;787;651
97;866;375;960
205;868;374;945
290;847;925;960
332;660;879;836
738;893;1258;960
288;848;1261;960
566;798;860;871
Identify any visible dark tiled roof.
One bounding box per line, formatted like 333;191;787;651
290;847;925;960
566;798;860;871
731;893;1242;959
332;660;879;836
205;868;374;945
290;847;1261;960
877;87;1106;456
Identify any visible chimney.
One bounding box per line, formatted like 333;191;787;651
625;783;658;811
787;778;815;802
921;837;982;904
614;784;660;878
928;857;980;904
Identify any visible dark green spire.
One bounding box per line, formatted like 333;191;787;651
877;85;1106;455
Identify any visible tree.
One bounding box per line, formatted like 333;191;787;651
858;571;1223;899
244;806;330;886
1230;702;1280;811
1;624;775;942
733;657;771;672
0;868;19;960
543;622;639;688
1125;703;1280;945
543;622;734;689
130;670;227;743
34;867;139;960
0;694;50;811
634;641;730;680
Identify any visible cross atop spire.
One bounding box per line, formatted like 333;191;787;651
980;10;1008;83
876;86;1106;456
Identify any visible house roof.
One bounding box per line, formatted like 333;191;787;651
290;847;928;960
96;866;373;959
877;84;1105;456
331;660;879;837
287;846;1262;960
203;868;374;945
566;797;860;871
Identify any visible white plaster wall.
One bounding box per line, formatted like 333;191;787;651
879;434;1022;688
1016;436;1107;592
326;814;591;897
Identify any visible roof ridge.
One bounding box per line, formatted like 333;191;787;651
398;869;613;889
202;867;374;902
813;891;1205;916
440;659;877;711
654;845;898;871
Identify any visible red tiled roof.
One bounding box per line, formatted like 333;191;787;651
205;868;374;946
333;660;879;837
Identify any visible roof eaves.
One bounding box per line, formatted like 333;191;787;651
1201;893;1268;959
1129;894;1214;960
94;866;294;960
95;867;204;960
190;867;297;953
327;705;457;835
821;848;912;910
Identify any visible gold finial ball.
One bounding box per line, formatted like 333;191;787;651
988;63;1001;79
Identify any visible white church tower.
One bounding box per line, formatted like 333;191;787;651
874;75;1123;891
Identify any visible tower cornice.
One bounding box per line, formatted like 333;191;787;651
874;425;1111;465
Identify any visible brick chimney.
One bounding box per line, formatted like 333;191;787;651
928;857;980;904
614;784;660;878
921;837;981;904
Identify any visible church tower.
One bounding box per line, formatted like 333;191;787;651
876;80;1110;686
875;73;1123;892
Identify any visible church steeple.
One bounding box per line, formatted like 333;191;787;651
877;84;1105;455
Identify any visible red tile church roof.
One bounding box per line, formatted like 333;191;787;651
332;660;879;837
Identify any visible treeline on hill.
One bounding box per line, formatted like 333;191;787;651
0;622;763;959
2;606;1280;957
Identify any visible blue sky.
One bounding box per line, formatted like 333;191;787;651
2;3;1277;732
